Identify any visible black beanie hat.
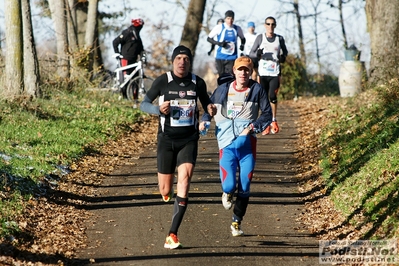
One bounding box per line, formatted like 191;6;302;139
225;10;235;19
171;45;193;64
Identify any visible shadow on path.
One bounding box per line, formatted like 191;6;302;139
75;103;320;266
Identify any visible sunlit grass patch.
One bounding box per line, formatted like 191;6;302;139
0;88;144;237
320;81;399;239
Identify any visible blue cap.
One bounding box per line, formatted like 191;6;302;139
247;21;255;28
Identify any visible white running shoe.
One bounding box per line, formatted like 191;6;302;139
231;222;244;236
222;192;233;210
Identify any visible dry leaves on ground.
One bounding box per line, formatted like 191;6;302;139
287;97;365;240
1;98;357;265
0;115;158;265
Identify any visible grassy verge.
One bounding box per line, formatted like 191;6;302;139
0;88;143;237
320;78;399;239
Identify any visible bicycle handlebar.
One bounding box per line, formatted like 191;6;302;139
114;61;142;73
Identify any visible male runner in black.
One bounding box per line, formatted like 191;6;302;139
140;45;216;249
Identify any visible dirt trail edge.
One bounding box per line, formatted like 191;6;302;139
76;103;320;266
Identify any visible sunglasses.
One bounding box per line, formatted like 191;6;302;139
266;23;276;26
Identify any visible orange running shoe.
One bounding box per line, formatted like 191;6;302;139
162;187;174;202
164;233;182;249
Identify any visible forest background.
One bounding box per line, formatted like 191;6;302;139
0;0;369;99
1;0;399;264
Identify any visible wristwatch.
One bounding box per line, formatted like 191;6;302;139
246;124;254;133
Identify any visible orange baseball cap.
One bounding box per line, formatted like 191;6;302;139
233;56;253;70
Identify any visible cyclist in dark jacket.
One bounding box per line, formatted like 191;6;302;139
112;18;144;73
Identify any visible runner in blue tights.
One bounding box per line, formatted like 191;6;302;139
200;56;272;236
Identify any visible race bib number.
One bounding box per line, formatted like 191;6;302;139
259;59;279;76
170;99;196;127
227;100;244;118
221;42;235;55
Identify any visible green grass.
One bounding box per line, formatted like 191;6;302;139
0;88;144;237
320;79;399;239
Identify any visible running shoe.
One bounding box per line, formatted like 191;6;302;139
230;222;244;236
162;187;174;202
222;192;233;210
164;233;182;249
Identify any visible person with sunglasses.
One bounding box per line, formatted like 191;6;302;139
249;16;288;135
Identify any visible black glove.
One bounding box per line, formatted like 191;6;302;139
112;53;121;59
239;44;244;51
280;55;286;63
218;41;229;48
262;52;274;61
256;48;263;58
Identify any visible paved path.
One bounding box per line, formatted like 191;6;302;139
76;103;320;265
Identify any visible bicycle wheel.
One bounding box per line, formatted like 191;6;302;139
126;76;140;101
126;76;155;101
141;76;154;99
142;76;158;105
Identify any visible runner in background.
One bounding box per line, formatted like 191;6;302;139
243;21;259;81
207;10;246;76
249;16;288;135
207;18;224;56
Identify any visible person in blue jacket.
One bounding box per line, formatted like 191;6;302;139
207;10;246;76
200;56;272;236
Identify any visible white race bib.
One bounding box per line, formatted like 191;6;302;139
170;99;196;127
258;59;279;76
221;42;235;55
227;100;244;118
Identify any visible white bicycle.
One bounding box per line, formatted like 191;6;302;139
109;53;154;105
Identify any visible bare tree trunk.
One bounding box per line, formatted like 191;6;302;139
48;0;70;79
65;0;79;79
76;1;88;47
4;0;23;98
180;0;206;63
67;0;78;51
21;0;41;98
293;0;306;66
310;0;322;79
292;0;309;95
93;30;104;71
84;0;98;73
338;0;348;49
366;0;399;83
